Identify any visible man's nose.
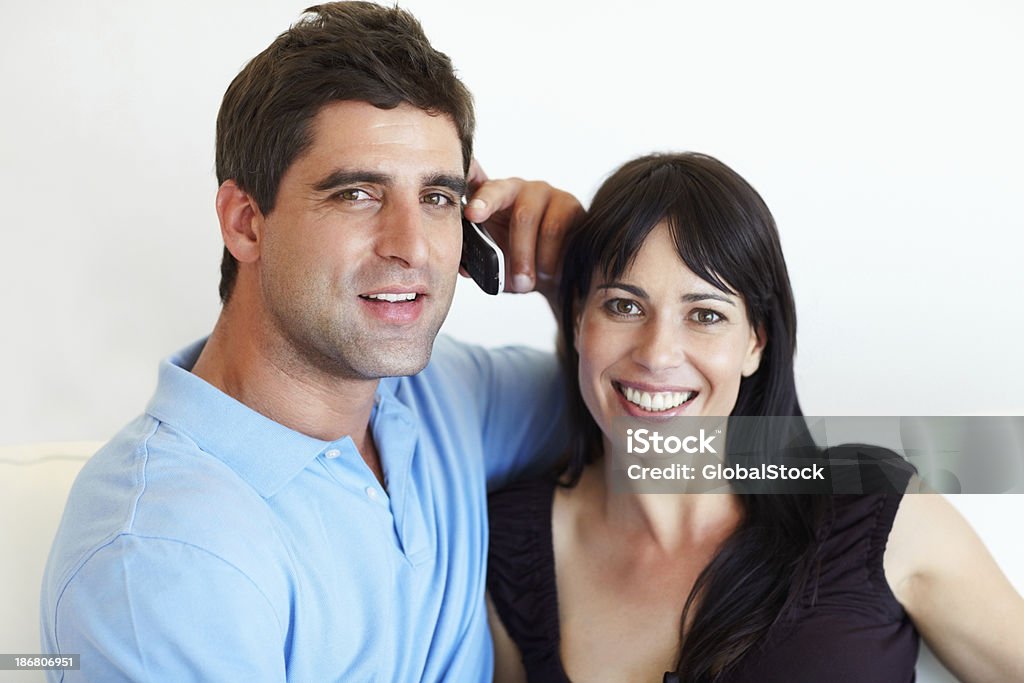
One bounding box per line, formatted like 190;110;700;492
374;199;429;269
631;317;685;372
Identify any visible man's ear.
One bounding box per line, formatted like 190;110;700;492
216;180;263;264
741;323;767;377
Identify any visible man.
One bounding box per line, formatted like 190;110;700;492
41;3;582;680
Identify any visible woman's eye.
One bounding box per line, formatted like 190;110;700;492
422;192;454;206
606;299;642;317
692;309;723;324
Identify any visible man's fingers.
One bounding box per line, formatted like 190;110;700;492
534;191;585;284
503;182;553;293
465;177;586;295
466;158;489;194
464;177;524;224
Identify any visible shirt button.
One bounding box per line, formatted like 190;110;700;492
365;486;379;501
324;448;341;459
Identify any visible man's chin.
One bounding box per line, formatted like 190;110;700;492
370;349;432;378
348;336;436;379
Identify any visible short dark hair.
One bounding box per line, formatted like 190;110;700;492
215;1;475;302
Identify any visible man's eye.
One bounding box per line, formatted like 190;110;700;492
605;299;642;317
422;192;454;206
692;309;724;324
337;189;370;201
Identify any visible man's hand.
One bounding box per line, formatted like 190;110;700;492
463;160;586;307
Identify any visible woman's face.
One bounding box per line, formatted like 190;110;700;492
575;223;765;438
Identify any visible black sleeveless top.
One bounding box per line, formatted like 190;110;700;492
487;478;919;682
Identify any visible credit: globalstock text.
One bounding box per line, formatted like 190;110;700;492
626;462;827;481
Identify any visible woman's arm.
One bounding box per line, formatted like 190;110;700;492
885;490;1024;683
487;593;528;683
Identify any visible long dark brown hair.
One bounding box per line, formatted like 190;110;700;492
558;152;829;681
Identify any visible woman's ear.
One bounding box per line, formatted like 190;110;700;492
573;305;583;353
216;180;263;264
741;323;767;377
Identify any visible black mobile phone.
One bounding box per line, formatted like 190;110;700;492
460;209;505;295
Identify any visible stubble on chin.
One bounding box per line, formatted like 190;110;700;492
281;293;454;382
263;260;458;381
276;310;442;382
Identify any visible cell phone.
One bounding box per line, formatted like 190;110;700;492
460;207;505;296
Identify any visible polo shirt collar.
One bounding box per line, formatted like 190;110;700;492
146;338;339;498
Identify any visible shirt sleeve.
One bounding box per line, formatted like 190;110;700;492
432;337;567;490
482;345;567;489
47;534;286;682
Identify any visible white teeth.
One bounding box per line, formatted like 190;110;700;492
622;385;694;412
364;292;417;303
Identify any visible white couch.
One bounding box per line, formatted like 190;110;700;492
5;441;1008;682
0;442;97;682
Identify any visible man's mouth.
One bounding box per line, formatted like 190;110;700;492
614;382;698;412
358;290;426;324
360;292;420;303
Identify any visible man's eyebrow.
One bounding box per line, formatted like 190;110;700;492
423;174;467;197
312;170;390;192
311;170;467;196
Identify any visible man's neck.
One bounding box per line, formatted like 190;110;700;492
191;309;380;474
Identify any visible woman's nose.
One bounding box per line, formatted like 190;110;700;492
630;317;685;372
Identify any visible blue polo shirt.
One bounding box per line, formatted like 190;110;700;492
41;335;565;682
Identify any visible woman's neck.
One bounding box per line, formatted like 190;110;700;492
583;456;743;555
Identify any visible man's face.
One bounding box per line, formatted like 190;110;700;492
255;100;465;381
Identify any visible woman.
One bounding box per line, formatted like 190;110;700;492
487;153;1024;682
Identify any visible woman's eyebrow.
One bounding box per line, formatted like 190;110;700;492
597;282;647;298
682;292;736;307
598;283;736;307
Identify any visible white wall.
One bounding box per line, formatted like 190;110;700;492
2;1;1021;446
1;1;1021;676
